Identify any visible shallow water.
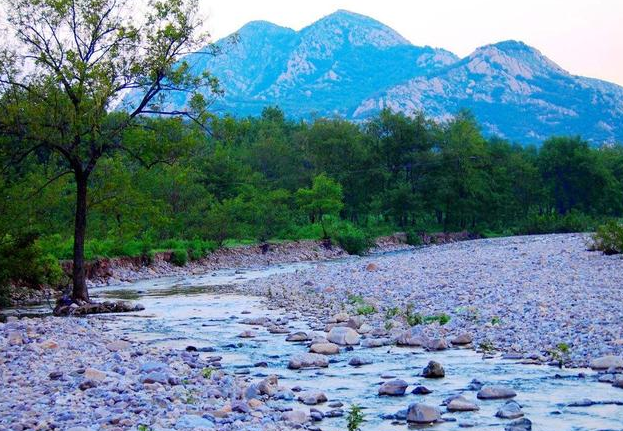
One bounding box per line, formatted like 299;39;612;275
91;264;623;431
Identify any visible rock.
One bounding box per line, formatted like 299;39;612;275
39;339;59;349
422;360;445;378
176;414;214;429
298;390;328;405
425;338;448;351
406;403;441;423
496;401;524;419
248;398;264;409
366;263;379;271
48;371;63;380
412;386;432;395
613;378;623;389
84;368;107;382
238;330;256;338
282;410;308;424
258;375;278;396
361;337;391;348
379;379;408;396
139;361;168;373
396;328;427;346
333;312;350;323
141;372;168;384
505;418;532;431
348;356;372;366
286;331;310;342
7;331;23;346
447;396;480;412
451;333;474;345
477;385;517;400
310;342;340;355
357;323;373;334
346;316;364;329
327;326;360;345
105;340;131;351
288;353;329;369
589;355;623;370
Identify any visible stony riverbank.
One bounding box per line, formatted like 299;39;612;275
0;316;313;431
243;233;623;368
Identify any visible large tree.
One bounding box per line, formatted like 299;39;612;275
0;0;222;302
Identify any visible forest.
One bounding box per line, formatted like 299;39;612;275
2;105;623;302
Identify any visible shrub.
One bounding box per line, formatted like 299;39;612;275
170;249;188;267
346;404;364;431
356;304;376;316
334;224;373;256
517;211;595;235
591;220;623;255
405;229;423;246
423;313;451;325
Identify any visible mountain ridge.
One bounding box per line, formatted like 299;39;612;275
129;10;623;144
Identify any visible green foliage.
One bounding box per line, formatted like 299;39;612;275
356;304;376;316
385;307;400;319
403;305;424;326
334;223;373;255
517;211;596;235
423;313;451;325
405;229;423;246
348;294;365;305
170;249;188;267
591;220;623;255
201;367;215;379
346;404;365;431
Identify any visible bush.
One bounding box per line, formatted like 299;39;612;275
591;220;623;255
405;229;423;246
170;249;188;267
356;304;376;316
517;211;596;235
333;224;373;256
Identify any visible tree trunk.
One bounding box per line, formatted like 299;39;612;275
72;171;90;302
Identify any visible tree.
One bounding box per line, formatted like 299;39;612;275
295;174;344;238
0;0;222;302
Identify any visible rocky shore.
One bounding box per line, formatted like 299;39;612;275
245;233;623;368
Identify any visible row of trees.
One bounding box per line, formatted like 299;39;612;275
1;0;622;303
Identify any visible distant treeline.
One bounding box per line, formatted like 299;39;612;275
2;107;623;262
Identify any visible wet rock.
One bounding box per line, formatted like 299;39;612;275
496;400;524;419
288;353;329;369
447;396;480;412
258;375;278;396
590;355;623;370
396;328;426;346
298;391;328;405
282;410;308;424
379;379;409;396
361;337;391;348
612;378;623;389
406;403;441;423
327;326;360;345
477;385;517;399
467;379;484;391
238;330;256;338
348;356;372;367
325;409;344;417
425;338;448;351
505;417;532;431
412;386;432;395
48;371;63;380
286;331;310;342
451;332;474;345
422;360;445;378
310;342;340;355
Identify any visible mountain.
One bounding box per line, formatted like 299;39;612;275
130;10;623;144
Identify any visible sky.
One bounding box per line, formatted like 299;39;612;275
198;0;623;86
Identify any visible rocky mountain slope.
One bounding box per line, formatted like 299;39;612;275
134;10;623;144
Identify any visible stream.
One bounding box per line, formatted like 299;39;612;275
79;262;623;431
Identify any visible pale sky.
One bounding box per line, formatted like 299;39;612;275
199;0;623;86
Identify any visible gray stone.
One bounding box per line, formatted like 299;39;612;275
422;360;445;378
447;396;480;412
378;379;408;396
288;353;329;369
477;385;517;399
496;401;524;419
505;418;532;431
327;326;360;345
590;355;623;370
406;403;441;423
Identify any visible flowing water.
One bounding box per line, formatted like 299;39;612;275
81;263;623;431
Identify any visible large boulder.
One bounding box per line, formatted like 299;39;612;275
451;332;474;345
447;396;480;412
282;410;309;424
288;353;329;369
298;391;328;405
422;361;445;378
286;331;310;342
477;385;517;400
496;400;524;419
258;375;279;396
327;326;360;345
505;418;532;431
310;342;340;355
406;403;441;423
396;328;427;346
378;379;408;396
590;355;623;370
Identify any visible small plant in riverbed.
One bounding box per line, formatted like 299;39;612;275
184;388;197;404
403;304;423;326
423;313;451;325
346;404;365;431
549;342;571;368
356;304;376;316
478;340;496;358
456;306;479;322
202;367;215;379
385;306;400;320
348;294;365;305
490;316;501;325
384;320;394;331
137;425;152;431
